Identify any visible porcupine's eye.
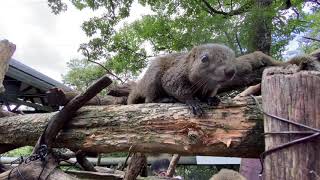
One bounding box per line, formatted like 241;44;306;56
201;55;209;63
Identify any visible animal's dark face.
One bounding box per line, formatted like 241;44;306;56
188;44;236;87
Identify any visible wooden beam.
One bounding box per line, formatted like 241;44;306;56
0;39;15;93
0;96;53;112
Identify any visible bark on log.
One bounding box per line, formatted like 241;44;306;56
0;97;264;157
262;66;320;180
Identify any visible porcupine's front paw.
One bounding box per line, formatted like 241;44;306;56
206;96;221;106
156;96;178;103
186;99;204;117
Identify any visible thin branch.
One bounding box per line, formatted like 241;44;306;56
235;32;244;55
87;59;124;84
302;36;320;42
285;0;292;9
108;0;116;19
200;0;252;16
217;0;223;10
230;0;233;10
121;45;152;58
292;7;300;19
81;48;125;84
307;0;320;5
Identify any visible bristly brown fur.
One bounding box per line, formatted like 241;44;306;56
127;43;236;106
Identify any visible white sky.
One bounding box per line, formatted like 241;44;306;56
0;0;301;83
0;0;152;83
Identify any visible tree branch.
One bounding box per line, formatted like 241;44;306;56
200;0;252;16
235;32;244;55
307;0;320;5
302;36;320;42
285;0;292;9
34;75;112;151
81;47;125;83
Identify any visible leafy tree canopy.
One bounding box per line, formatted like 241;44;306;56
48;0;319;88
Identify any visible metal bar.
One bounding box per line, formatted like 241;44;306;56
0;156;198;166
0;96;53;112
264;131;316;135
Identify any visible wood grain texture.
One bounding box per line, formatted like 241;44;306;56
262;66;320;180
0;98;264;157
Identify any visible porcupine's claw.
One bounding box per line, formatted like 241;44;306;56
186;99;204;117
206;96;221;106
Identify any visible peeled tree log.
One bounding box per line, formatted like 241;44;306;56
0;97;264;157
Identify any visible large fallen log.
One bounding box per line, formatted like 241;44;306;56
0;97;264;157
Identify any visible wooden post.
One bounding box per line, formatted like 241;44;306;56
0;39;15;93
262;67;320;180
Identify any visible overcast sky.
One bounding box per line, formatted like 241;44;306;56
0;0;152;83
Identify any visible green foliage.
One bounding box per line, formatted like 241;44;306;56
48;0;67;14
300;10;320;54
51;0;319;89
2;146;33;157
62;59;106;91
59;165;82;171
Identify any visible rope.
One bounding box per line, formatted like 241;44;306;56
7;145;49;180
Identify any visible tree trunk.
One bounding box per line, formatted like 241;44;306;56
248;0;272;54
0;97;264;157
262;66;320;180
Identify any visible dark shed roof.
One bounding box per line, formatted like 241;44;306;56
7;59;72;92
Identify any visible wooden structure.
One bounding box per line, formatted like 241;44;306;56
1;59;72;113
262;67;320;180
